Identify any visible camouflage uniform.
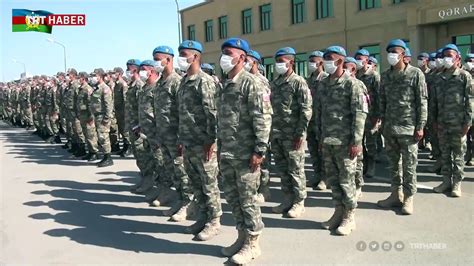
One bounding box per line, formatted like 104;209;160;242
218;69;272;235
19;85;33;127
44;83;59;136
426;70;443;166
154;71;192;203
270;72;312;205
65;80;86;146
76;82;98;154
431;67;473;194
90;82;113;154
315;74;367;210
107;79;120;150
113;78;130;148
379;64;428;198
306;70;329;187
178;70;222;222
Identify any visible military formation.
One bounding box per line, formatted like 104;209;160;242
0;38;473;264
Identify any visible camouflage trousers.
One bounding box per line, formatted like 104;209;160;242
79;113;98;153
355;129;378;188
159;140;192;202
430;123;441;159
322;144;357;209
307;130;325;184
258;147;271;193
129;131;148;174
383;132;418;197
271;138;307;202
21;107;33;126
467;128;474;161
94;115;111;153
115;111;129;143
39;108;48;132
32;108;40;129
45;111;59;136
184;144;222;221
138;139;163;186
221;158;263;235
109;114;119;145
438;127;467;183
59;107;67;133
67;109;85;144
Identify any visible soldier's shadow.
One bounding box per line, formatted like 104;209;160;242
23;185;222;257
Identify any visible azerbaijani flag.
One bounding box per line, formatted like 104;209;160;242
12;9;53;34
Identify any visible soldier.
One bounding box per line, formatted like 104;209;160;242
464;53;474;166
416;52;432;151
105;71;120;153
44;78;61;144
89;68;114;167
403;48;412;65
10;83;20;127
377;39;428;215
270;47;312;218
177;40;222;241
152;46;193;220
56;72;67;135
217;38;271;264
245;49;273;203
315;46;367;236
306;51;329;191
19;81;34;130
431;44;473;197
354;49;381;194
76;72;99;161
65;69;87;157
112;67;131;157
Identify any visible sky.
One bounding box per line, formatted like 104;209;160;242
0;0;204;81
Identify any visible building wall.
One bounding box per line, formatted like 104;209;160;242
180;0;474;77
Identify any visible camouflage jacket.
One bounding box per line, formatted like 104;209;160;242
138;79;158;144
113;79;128;114
90;82;113;123
63;80;79;111
125;78;144;131
76;82;94;118
356;67;380;119
314;74;368;146
306;70;329;135
44;85;58;113
270;71;312;140
177;70;217;147
217;69;272;160
379;64;428;136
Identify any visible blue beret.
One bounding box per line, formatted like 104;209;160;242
126;59;141;66
465;53;474;62
153;46;174;56
386;39;407;52
221;38;250;54
344;57;357;64
248;50;261;61
417;52;429;59
442;44;460;54
178;40;203;53
309;50;324;58
324;46;347;57
275;47;296;58
200;63;214;70
436;48;444;58
368;56;378;64
405;48;412;57
429;53;437;60
140;60;159;68
355;49;370;57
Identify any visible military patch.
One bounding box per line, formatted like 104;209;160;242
362;94;369;113
263;92;271;102
104;86;111;94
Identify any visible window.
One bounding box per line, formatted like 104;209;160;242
359;0;381;10
260;4;272;31
263;57;275;81
205;20;213;42
360;44;381;72
453;34;474;60
218;16;227;39
242;9;252;34
393;0;404;3
316;0;333;19
295;53;308;77
187;25;195;41
292;0;306;24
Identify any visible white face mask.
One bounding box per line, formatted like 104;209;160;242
275;62;289;75
417;59;425;68
244;61;252;72
89;77;98;85
466;62;474;71
355;59;364;70
177;56;192;72
154;60;165;73
308;62;317;73
125;71;133;79
220;54;237;74
387;53;400;66
139;70;149;81
428;61;436;69
443;57;454;69
367;64;373;71
343;69;352;78
323;60;337;74
435;58;444;69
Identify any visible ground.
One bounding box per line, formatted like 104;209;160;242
0;121;473;265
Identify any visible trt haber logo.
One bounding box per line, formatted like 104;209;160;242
12;9;86;34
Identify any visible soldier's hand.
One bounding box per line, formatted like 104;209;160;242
177;144;184;157
371;118;380;127
349;145;362;160
462;125;470;136
414;129;424;142
87;118;94;126
293;137;304;150
249;153;263;173
203;142;216;162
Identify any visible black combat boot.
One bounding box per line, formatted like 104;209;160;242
54;135;62;144
111;142;121;153
74;143;87;157
97;153;114;167
68;142;78;153
118;140;130;157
